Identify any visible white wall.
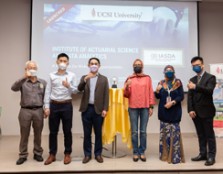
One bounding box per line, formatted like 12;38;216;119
0;0;31;135
1;0;223;135
199;2;223;63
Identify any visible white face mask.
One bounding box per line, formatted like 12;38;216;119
28;69;37;77
58;63;67;70
90;65;99;73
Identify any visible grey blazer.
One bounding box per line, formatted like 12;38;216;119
78;73;109;114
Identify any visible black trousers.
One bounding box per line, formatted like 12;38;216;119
193;116;216;158
49;102;73;155
81;104;104;157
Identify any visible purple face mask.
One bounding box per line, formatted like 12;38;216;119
90;65;98;72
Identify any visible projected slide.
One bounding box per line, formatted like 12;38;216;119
32;0;198;90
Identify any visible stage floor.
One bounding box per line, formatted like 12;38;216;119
0;133;223;174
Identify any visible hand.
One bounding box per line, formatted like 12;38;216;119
187;81;196;90
101;110;107;117
25;70;31;78
156;84;162;93
44;108;50;118
189;111;196;119
62;78;70;88
149;108;153;117
164;101;173;109
84;73;96;81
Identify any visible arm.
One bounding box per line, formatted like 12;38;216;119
172;82;184;104
103;77;109;111
78;76;86;92
44;77;52;109
123;77;131;98
43;77;52;118
154;82;162;99
187;89;197;118
148;77;155;116
195;75;216;95
101;77;109;117
187;89;194;113
148;77;156;106
11;78;26;92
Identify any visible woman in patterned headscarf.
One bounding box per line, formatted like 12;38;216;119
155;65;185;164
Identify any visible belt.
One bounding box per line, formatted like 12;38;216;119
21;106;43;110
51;99;72;104
88;104;94;106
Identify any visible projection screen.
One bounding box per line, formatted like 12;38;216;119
31;0;198;90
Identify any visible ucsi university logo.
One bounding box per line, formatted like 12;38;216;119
91;8;113;18
91;8;96;17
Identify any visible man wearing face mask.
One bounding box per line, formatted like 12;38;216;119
44;53;78;165
11;61;47;165
155;65;185;164
78;57;109;164
187;56;217;166
124;59;155;162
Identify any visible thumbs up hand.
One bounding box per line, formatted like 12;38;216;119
62;77;70;88
187;81;196;90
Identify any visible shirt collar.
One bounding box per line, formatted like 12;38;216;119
27;77;41;83
199;70;205;77
55;71;68;75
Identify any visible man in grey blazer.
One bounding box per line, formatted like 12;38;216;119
187;56;216;166
78;57;109;164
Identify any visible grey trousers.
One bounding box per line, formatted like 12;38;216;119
18;108;44;158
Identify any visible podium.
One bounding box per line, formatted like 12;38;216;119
102;88;132;158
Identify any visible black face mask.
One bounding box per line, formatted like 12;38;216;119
134;66;142;74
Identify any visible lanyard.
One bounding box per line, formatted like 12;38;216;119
167;86;171;96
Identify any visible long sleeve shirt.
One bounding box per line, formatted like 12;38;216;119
11;77;46;107
124;75;155;108
44;71;78;108
155;79;184;123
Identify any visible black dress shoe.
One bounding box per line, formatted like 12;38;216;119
205;158;215;166
133;155;139;162
82;156;91;164
95;155;103;163
34;154;44;162
140;155;146;162
191;154;207;161
16;158;27;165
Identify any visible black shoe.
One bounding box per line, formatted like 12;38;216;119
191;154;207;161
95;155;103;163
140;155;146;162
16;158;27;165
133;155;139;162
205;158;215;166
34;154;44;162
82;156;91;164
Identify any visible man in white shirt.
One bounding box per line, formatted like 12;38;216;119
44;53;78;165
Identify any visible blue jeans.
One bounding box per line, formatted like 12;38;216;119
128;108;149;155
